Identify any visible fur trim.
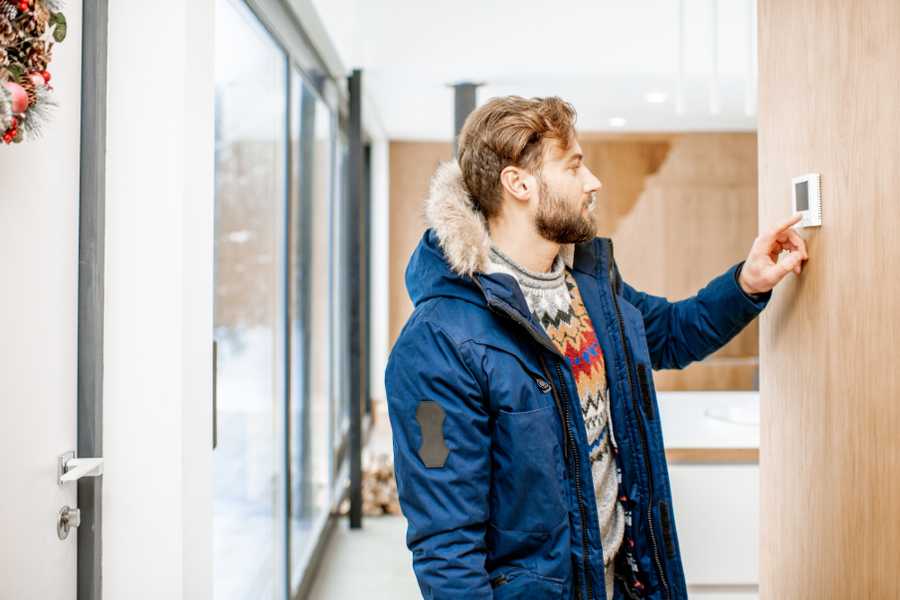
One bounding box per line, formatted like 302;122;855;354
423;160;574;277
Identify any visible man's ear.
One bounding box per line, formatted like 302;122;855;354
499;165;535;203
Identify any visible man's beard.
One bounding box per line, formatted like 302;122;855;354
534;178;597;244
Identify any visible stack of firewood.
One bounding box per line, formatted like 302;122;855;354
337;449;402;516
362;450;401;515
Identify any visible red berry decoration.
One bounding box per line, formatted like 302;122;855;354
41;70;51;83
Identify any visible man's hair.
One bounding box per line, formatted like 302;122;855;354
457;95;577;219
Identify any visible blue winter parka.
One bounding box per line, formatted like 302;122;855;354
384;161;771;600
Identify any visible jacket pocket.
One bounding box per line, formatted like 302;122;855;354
490;567;564;600
637;363;655;421
658;500;676;559
491;404;568;533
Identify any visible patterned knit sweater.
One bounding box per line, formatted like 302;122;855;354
486;244;625;599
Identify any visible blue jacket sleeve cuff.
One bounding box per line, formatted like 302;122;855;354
733;260;772;309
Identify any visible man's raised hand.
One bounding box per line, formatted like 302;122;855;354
737;213;809;295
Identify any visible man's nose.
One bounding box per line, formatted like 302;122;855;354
585;170;602;193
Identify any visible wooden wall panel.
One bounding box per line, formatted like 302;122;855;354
579;136;672;238
388;142;452;346
758;1;900;597
605;134;760;390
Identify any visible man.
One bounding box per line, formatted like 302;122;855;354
385;96;807;600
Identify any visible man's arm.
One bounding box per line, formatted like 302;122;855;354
622;261;771;370
622;213;809;371
385;317;492;599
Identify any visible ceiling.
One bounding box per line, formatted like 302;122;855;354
308;0;758;139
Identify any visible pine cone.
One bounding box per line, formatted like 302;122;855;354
33;3;49;29
19;10;47;38
0;14;16;46
20;76;35;107
0;3;15;22
25;39;50;72
0;47;8;69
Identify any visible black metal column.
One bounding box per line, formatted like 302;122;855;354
453;82;480;156
347;69;365;529
78;1;107;599
362;143;372;418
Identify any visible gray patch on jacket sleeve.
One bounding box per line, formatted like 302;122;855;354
415;400;449;468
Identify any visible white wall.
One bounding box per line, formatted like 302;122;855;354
368;137;389;404
103;1;214;599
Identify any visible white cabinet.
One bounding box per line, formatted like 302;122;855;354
668;465;758;585
657;392;760;599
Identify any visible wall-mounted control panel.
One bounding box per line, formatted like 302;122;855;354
792;173;822;228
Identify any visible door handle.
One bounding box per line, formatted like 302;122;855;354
58;451;104;484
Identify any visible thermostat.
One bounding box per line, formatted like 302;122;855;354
791;173;822;227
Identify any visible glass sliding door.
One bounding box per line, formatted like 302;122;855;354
331;130;351;466
288;70;335;589
213;1;288;599
213;0;351;595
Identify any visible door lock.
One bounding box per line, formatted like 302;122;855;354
55;451;101;541
57;505;81;540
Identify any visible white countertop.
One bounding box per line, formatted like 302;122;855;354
656;391;759;450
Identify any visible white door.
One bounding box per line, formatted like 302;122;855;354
0;2;85;598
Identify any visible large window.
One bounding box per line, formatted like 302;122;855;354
331;130;351;461
213;0;346;597
288;70;336;586
213;1;287;598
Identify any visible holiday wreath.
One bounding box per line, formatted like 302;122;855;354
0;0;66;144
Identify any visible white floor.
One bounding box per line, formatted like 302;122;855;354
305;515;421;600
307;404;422;599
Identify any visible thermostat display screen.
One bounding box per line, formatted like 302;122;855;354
795;181;809;211
791;173;821;228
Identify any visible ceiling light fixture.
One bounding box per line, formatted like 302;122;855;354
608;117;627;128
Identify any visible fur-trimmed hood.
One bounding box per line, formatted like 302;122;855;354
422;161;575;278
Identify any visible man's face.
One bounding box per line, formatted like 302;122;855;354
532;136;603;244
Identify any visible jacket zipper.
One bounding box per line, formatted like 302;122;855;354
472;276;594;599
541;354;594;600
606;240;671;600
